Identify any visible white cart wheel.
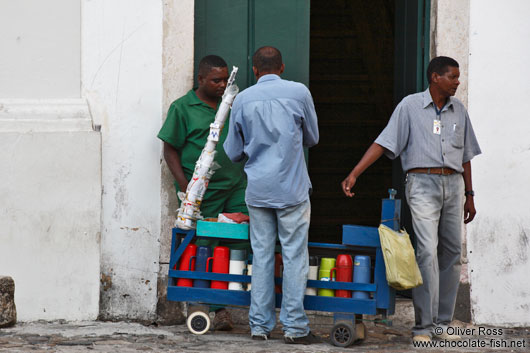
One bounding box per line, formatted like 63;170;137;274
187;310;210;335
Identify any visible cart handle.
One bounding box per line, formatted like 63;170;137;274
189;256;197;271
330;267;337;281
206;257;214;273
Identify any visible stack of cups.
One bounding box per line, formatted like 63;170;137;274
318;257;336;297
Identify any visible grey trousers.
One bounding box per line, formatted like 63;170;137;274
405;172;465;337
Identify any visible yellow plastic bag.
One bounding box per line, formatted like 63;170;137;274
378;224;423;290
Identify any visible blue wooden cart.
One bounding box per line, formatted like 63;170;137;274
167;190;400;347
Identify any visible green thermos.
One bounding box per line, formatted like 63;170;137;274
318;257;336;297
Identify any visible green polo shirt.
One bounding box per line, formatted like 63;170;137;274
158;89;244;191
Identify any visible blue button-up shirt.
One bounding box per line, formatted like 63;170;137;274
223;74;319;208
375;89;481;173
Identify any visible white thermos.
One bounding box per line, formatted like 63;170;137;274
305;256;318;295
228;249;246;290
246;254;253;291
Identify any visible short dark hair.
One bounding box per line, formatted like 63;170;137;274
198;55;227;76
252;46;283;72
427;56;459;84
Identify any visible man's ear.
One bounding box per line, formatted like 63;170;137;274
279;63;285;75
252;66;259;79
431;72;439;84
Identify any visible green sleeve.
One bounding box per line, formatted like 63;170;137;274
157;102;187;150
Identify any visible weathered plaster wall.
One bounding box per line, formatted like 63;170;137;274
157;0;194;323
430;0;471;290
82;0;163;320
467;0;530;326
430;0;470;107
0;0;101;321
0;0;80;98
0;129;101;321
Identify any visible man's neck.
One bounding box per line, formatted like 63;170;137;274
195;89;219;109
256;71;281;80
429;86;449;110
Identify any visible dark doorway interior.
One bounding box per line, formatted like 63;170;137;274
308;0;395;243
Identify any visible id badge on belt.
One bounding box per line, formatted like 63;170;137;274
433;119;441;135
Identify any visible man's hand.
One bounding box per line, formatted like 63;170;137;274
464;196;476;223
340;143;385;197
163;142;189;192
341;173;357;197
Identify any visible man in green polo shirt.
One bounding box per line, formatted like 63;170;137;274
158;55;247;330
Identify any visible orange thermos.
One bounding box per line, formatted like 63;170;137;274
208;246;230;289
330;254;353;298
176;243;197;287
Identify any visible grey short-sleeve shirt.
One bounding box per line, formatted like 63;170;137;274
375;89;481;173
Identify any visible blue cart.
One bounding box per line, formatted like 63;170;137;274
167;190;400;347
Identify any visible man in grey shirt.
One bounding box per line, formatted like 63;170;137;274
224;46;320;345
341;56;481;343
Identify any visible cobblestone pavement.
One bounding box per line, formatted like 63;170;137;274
0;317;528;353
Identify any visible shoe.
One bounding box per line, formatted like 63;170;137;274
412;334;431;342
212;308;233;331
434;332;461;340
251;333;270;340
284;331;322;345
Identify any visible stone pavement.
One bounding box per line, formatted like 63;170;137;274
0;300;528;352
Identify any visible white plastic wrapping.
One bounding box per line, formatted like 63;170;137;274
176;66;239;229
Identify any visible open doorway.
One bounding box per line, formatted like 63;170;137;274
308;0;395;243
193;0;430;244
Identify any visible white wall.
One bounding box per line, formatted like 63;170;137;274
0;0;101;321
0;0;80;98
431;0;470;107
82;0;163;320
467;0;530;326
159;0;195;286
0;129;101;321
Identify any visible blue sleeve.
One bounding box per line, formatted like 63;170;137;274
462;111;482;163
374;101;410;160
223;98;246;162
302;87;319;147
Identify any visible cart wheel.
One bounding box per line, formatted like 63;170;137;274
187;310;210;335
331;320;356;347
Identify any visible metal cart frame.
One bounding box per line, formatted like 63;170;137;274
167;191;400;346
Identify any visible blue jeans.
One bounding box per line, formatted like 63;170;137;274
406;172;464;337
248;199;311;338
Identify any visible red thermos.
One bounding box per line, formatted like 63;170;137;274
275;253;283;294
176;244;197;287
208;246;230;289
330;254;353;298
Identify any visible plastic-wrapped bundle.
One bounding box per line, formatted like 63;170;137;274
176;66;239;230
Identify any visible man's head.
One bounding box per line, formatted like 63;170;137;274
197;55;229;99
252;46;285;79
427;56;460;97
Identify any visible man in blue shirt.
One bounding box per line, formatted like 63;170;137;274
224;46;320;345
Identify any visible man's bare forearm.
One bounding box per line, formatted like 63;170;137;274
350;143;385;179
163;142;188;192
462;161;473;192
